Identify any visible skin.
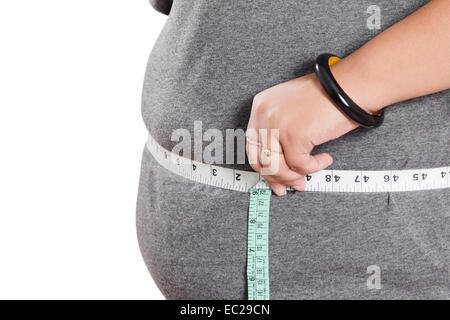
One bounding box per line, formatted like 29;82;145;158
246;0;450;196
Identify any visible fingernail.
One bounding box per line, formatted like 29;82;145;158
272;187;285;197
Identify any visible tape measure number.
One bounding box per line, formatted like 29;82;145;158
247;189;271;300
146;134;450;300
146;135;450;193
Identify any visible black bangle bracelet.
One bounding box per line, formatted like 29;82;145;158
314;53;384;128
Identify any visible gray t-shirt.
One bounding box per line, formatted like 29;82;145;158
137;0;450;299
144;0;449;172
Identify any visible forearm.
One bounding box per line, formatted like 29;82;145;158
331;0;450;114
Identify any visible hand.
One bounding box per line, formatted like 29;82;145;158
246;74;359;196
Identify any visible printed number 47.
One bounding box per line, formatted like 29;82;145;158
355;175;369;183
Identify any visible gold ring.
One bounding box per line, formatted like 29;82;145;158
245;136;261;147
246;135;284;155
262;148;272;157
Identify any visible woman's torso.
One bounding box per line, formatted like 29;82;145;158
143;0;449;172
138;0;450;299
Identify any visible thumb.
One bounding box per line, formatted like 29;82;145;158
286;152;333;174
309;153;333;172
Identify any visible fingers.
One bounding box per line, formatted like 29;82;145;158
263;174;306;195
247;128;313;196
258;153;306;196
246;127;333;196
283;147;333;175
289;177;307;192
246;135;261;173
267;182;286;197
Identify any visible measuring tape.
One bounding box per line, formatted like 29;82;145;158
247;189;271;300
146;134;450;300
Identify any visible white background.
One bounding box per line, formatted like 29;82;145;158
0;1;166;299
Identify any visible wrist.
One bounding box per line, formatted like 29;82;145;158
310;74;360;132
329;54;387;114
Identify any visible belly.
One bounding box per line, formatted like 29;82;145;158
138;0;450;299
137;147;450;299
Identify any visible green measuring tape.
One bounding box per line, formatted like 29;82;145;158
247;189;271;300
146;134;450;300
